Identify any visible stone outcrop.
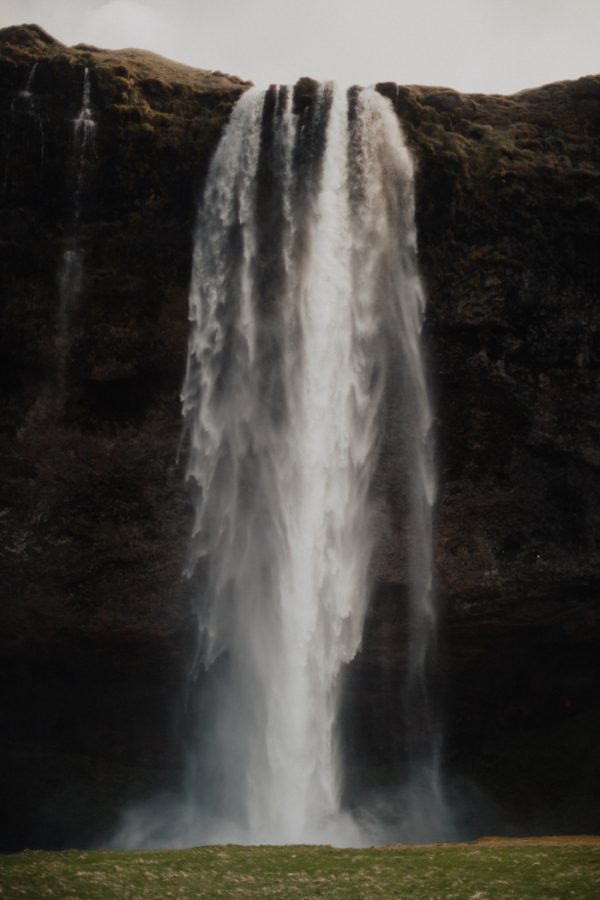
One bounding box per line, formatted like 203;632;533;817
0;24;598;849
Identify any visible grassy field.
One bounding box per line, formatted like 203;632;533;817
1;838;599;898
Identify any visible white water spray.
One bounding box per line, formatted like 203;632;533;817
113;81;441;848
182;81;440;845
351;91;450;844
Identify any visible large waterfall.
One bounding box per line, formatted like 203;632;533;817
115;81;440;848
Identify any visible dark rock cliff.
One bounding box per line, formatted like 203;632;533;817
350;75;600;833
1;24;598;848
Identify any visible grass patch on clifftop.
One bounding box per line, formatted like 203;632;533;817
1;838;599;898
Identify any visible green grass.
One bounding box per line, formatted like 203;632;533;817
1;838;599;898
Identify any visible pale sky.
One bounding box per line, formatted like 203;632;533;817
0;0;599;94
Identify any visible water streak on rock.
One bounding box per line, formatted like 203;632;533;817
56;67;96;403
2;62;45;198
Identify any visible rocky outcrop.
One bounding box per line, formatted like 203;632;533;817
0;24;598;848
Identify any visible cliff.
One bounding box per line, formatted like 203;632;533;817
0;24;599;848
354;75;600;832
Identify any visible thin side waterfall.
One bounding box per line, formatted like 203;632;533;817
113;81;443;848
56;67;96;402
21;62;38;99
2;62;45;199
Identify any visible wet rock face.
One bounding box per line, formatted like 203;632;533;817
357;77;600;834
1;24;599;848
0;24;247;648
0;25;248;850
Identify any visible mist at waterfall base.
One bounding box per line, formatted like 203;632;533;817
112;83;455;849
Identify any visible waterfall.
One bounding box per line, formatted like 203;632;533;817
56;68;96;401
2;62;45;199
177;80;439;845
113;80;442;849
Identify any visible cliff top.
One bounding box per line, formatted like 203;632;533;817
3;21;599;109
0;23;252;94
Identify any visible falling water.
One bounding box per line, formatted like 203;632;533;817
56;68;96;400
353;94;449;844
173;80;438;846
2;62;45;198
21;62;38;98
113;80;441;849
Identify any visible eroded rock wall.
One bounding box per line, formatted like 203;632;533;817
0;24;247;849
1;24;599;848
353;77;600;833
